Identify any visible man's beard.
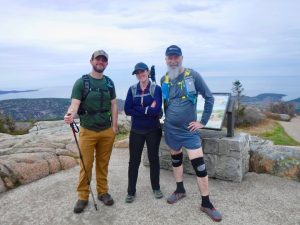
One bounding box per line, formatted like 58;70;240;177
167;63;182;80
93;65;106;73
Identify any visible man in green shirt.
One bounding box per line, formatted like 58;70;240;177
64;50;118;213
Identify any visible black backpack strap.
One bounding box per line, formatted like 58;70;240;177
82;74;90;101
104;75;115;98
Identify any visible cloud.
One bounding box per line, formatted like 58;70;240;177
0;0;299;91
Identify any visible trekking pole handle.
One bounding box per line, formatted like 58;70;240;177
67;113;79;133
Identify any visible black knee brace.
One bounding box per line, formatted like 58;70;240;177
191;157;207;177
171;152;183;167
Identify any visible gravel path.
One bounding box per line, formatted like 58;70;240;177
279;116;300;143
0;149;299;225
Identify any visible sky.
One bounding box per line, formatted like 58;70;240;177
0;0;299;94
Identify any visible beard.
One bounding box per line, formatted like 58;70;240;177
93;65;106;73
167;62;182;80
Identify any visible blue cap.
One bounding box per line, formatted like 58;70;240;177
165;45;182;56
132;62;149;75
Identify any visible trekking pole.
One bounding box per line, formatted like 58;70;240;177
69;118;98;211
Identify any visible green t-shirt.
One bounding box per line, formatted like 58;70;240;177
71;74;116;131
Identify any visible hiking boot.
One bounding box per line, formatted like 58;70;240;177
98;193;114;206
125;194;135;203
73;199;88;214
166;191;186;204
200;206;222;222
153;189;163;199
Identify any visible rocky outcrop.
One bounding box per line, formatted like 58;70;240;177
249;136;300;181
0;120;79;193
0;114;132;193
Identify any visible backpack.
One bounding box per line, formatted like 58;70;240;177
130;82;156;99
77;74;114;115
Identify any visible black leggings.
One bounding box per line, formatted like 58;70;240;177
127;128;162;195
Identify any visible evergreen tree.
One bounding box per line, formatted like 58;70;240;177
232;80;244;123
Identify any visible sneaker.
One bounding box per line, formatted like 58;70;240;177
166;192;186;204
200;206;222;222
73;199;88;214
98;193;114;206
125;194;135;203
153;189;163;199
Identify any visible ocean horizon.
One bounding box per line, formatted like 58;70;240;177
0;75;299;101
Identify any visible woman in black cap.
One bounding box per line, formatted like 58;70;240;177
124;62;163;203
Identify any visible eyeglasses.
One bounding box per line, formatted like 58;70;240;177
136;70;145;75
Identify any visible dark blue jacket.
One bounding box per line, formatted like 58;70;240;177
124;81;162;131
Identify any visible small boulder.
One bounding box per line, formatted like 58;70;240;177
265;112;291;121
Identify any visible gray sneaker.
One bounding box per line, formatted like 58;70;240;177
125;194;135;203
153;189;163;199
200;206;222;222
166;192;186;204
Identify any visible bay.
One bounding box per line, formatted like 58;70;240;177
0;75;299;101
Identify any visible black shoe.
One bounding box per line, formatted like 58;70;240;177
98;193;114;206
73;200;88;214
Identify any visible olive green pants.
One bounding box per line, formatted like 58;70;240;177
77;126;115;200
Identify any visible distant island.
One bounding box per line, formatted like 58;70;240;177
236;93;300;114
0;89;39;95
241;93;287;103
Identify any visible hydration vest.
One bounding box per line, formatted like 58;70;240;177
161;69;197;110
77;74;114;115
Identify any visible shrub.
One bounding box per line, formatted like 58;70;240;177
0;111;16;133
269;101;295;117
235;105;266;127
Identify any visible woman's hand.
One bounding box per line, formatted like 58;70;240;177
150;100;156;108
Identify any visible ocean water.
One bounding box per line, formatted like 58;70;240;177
0;75;299;101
